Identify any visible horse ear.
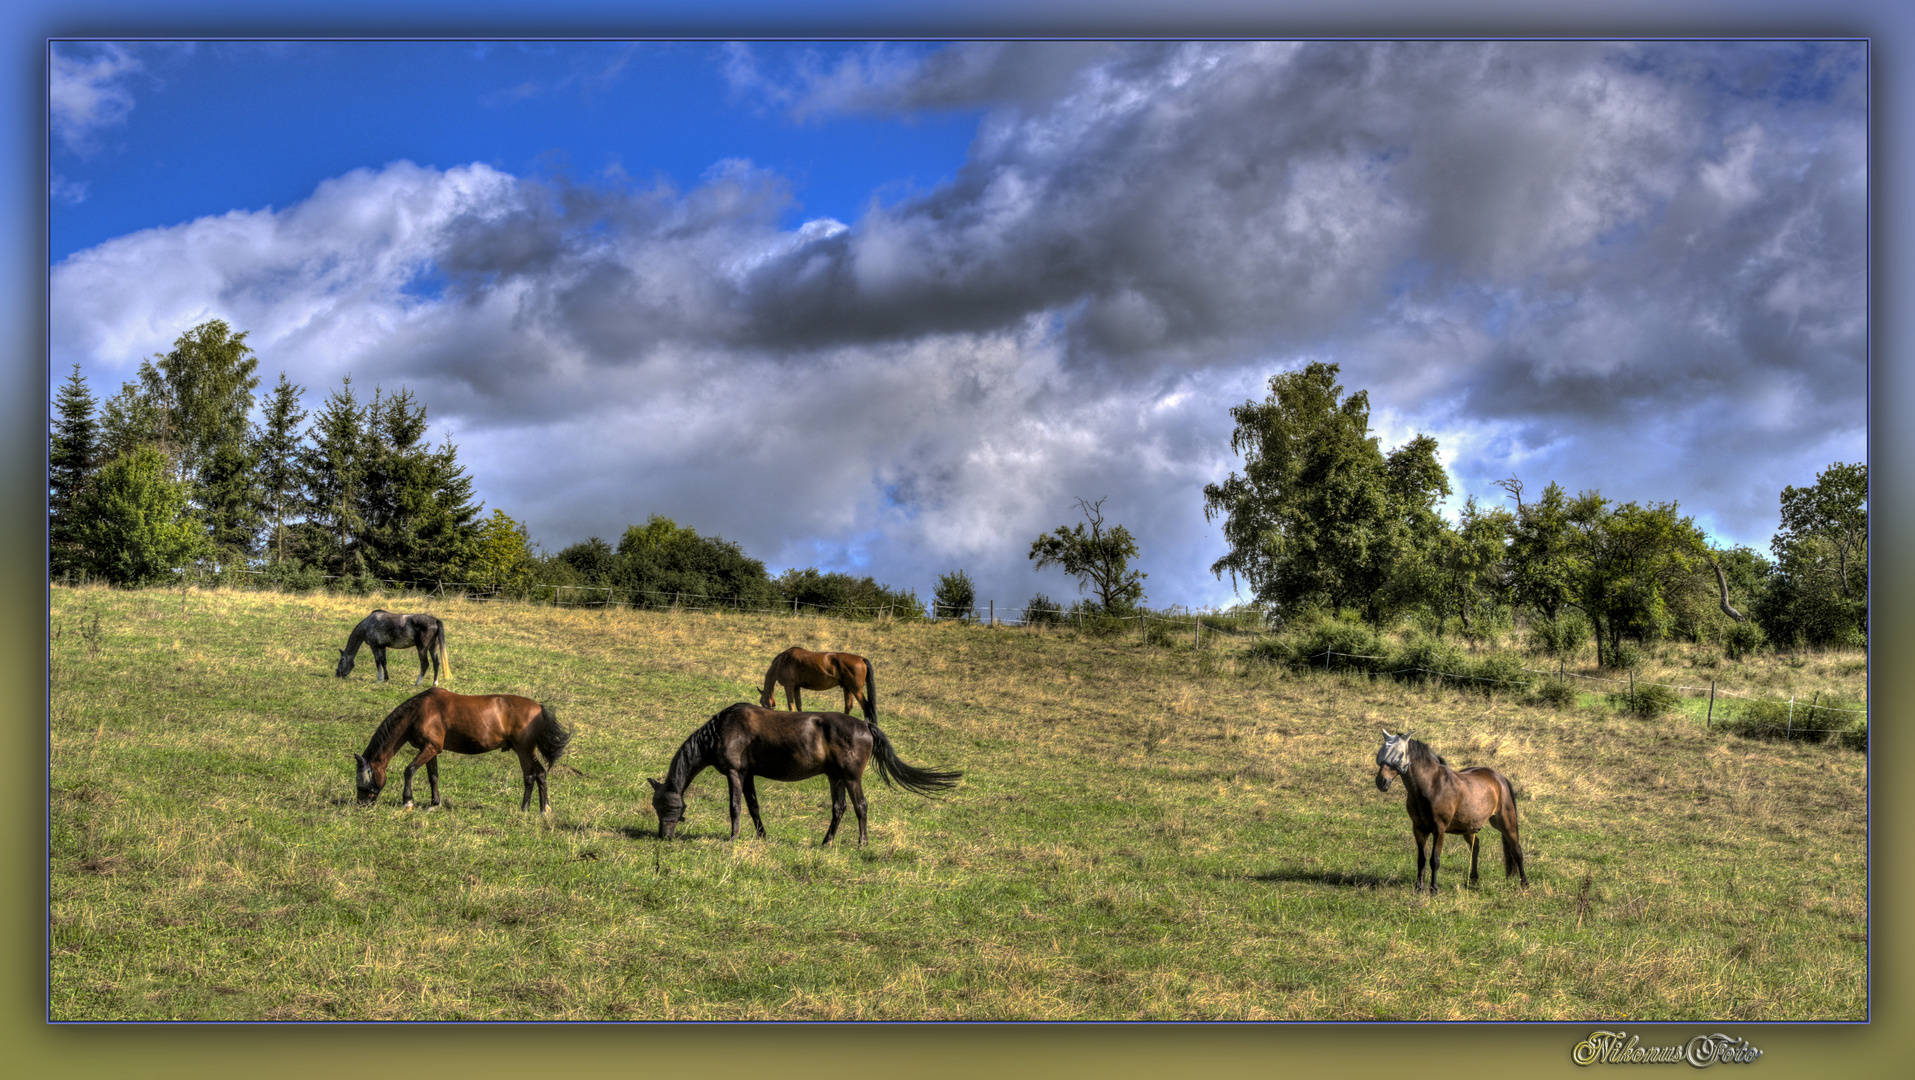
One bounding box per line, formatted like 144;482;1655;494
1380;726;1392;737
646;778;663;792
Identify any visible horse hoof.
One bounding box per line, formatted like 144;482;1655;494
402;801;414;810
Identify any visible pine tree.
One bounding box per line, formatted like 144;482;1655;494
299;376;368;576
254;374;308;564
358;387;482;585
49;365;99;579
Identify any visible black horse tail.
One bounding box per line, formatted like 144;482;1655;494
533;705;572;768
864;663;878;722
1498;774;1526;880
866;720;959;796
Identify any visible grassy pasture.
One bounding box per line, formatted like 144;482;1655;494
48;584;1866;1020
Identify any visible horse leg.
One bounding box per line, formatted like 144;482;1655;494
516;749;548;812
401;744;441;809
415;645;430;687
373;646;388;682
1413;825;1430;891
741;775;767;839
822;778;846;846
726;771;745;840
1466;833;1482;886
849;777;868;845
1428;828;1446;892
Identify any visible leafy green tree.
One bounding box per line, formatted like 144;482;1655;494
1753;462;1867;648
71;445;205;586
1028;496;1147;614
611;515;779;608
1405;495;1512;634
1556;495;1713;667
471;509;536;588
1202;362;1449;623
1498;477;1576;623
557;536;618;584
49;365;100;579
775;567;923;619
933;569;977;620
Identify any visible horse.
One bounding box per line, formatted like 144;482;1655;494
1373;728;1528;891
351;688;571;813
648;702;959;845
336;610;450;686
760;646;876;720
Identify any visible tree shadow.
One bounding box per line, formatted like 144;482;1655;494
1252;867;1402;889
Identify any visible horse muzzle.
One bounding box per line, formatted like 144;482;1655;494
1375;766;1397;792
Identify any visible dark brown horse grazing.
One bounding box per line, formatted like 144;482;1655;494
352;688;571;812
336;610;450;686
760;646;876;720
649;702;958;845
1374;728;1528;891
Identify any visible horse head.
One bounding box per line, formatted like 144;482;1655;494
351;752;385;804
335;649;355;678
1374;728;1411;791
648;777;684;839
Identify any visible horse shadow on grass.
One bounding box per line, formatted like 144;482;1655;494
1252;867;1403;890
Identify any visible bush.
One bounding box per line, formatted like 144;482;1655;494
1527;613;1591;658
1144;618;1185;649
1389;635;1466;686
1721;696;1867;747
1023;593;1065;626
1466;653;1535;696
1722;619;1766;661
1612;682;1682;718
1268;618;1388;673
1529;678;1580;709
1606;642;1644;671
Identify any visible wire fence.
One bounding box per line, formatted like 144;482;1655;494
1288;648;1866;743
64;567;1861;744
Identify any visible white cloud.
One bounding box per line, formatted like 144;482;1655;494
50;43;142;154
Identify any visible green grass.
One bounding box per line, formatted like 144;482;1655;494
48;584;1867;1020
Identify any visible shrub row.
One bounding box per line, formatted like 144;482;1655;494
1246;622;1535;697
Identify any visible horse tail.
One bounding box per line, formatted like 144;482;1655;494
866;720;960;797
532;705;572;768
863;662;878;722
437;621;451;680
1497;773;1526;880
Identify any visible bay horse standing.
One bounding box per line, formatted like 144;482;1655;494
1374;728;1528;891
352;688;571;812
760;647;876;720
336;610;450;686
648;702;959;845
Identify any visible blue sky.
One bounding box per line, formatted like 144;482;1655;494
48;38;1869;610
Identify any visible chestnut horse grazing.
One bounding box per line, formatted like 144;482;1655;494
760;646;876;720
336;610;450;686
352;688;571;812
1374;728;1527;891
649;702;959;845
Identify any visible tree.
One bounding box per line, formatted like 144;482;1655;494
1557;495;1712;668
49;365;99;578
1202;362;1449;623
299;377;369;575
471;509;535;588
933;569;977;620
254;374;308;564
71;445;205;586
357;387;481;584
611;515;779;609
96;320;264;558
1028;496;1147;614
1754;462;1867;648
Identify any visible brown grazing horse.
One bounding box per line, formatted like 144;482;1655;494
1374;728;1528;891
352;688;571;812
760;647;876;720
649;702;959;845
336;610;450;687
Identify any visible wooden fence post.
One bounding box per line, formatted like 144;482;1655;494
1707;679;1716;729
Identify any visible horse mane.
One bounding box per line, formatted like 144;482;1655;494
362;692;425;761
1406;738;1448;767
664;710;731;789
